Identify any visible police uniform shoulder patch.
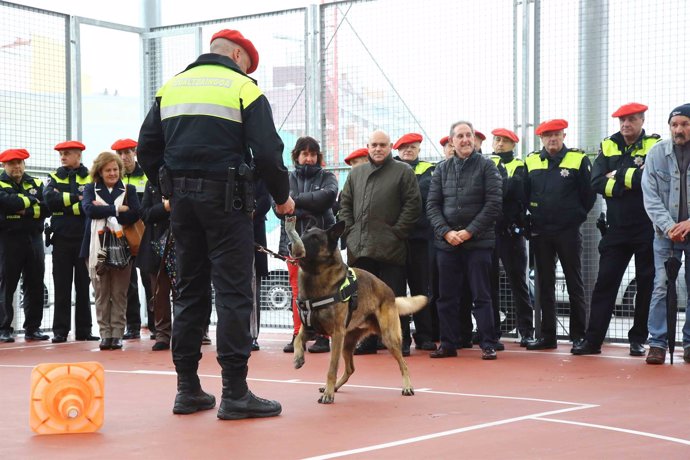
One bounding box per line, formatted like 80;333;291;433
647;133;661;139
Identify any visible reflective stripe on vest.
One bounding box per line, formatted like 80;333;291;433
525;150;586;172
492;156;523;178
157;65;262;123
414;161;434;175
0;177;42;214
123;174;148;194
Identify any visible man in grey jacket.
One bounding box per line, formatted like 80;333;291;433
426;121;503;360
641;103;690;365
339;129;422;355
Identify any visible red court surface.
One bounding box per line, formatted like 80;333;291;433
1;330;689;459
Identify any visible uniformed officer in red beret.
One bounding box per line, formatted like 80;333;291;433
572;103;660;357
111;138;155;342
137;28;293;420
488;129;534;347
392;133;438;355
44;141;98;343
0;149;50;343
524;119;596;350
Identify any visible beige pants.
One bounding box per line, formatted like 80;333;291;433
92;262;132;339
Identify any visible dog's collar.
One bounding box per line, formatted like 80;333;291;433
297;266;359;331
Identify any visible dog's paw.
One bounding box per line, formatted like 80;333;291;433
318;393;335;404
402;387;415;396
318;386;338;393
294;356;305;369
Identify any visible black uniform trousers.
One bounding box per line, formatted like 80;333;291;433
0;231;45;333
51;236;92;337
492;233;534;338
532;227;587;341
170;178;253;375
405;238;435;344
585;226;653;345
430;244;473;346
352;256;407;344
437;247;497;350
126;262;154;331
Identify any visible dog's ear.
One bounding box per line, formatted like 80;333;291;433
327;220;346;242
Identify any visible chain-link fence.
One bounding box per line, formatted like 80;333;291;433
2;0;689;345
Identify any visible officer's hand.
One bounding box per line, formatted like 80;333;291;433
276;196;296;216
163;199;171;212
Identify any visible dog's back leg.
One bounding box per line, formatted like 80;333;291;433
378;302;414;396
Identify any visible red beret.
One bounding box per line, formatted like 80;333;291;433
0;148;30;162
393;133;423;150
54;141;85;151
491;128;519;143
211;29;259;74
439;136;449;146
535;119;568;135
611;102;648;118
111;138;138;151
474;130;486;140
344;148;369;165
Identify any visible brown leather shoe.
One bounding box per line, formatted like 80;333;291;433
645;346;666;365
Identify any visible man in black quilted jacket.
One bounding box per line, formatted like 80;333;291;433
426;121;502;360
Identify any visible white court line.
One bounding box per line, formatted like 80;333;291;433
300;405;596;460
534;417;690;446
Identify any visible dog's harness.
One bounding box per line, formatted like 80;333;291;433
297;266;359;333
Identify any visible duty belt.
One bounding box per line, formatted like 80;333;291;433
297;267;359;333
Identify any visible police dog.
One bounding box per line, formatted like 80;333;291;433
289;220;427;404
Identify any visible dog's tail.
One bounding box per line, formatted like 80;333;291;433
395;295;427;315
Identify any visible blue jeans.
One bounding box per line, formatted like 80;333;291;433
648;235;690;349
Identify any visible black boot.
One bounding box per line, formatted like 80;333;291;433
172;372;216;415
217;367;281;420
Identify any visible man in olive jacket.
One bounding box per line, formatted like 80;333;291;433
426;121;503;360
339;129;422;354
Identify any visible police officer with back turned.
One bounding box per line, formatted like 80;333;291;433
138;29;294;420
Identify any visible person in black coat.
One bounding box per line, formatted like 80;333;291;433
275;136;338;354
80;151;140;350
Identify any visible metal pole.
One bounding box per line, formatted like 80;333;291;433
306;4;322;145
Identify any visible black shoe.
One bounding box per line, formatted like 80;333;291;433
519;335;533;347
173;389;216;414
684;347;690;364
308;336;330;353
99;338;113;350
51;335;68;343
495;342;505;351
629;342;646;356
354;335;378;355
283;335;296;353
416;341;437;351
251;339;260;351
25;330;49;341
572;337;586;348
482;347;497;360
526;338;558;350
456;341;473;349
0;330;15;343
152;341;170;351
76;334;100;341
571;339;601;355
123;329;140;340
217;391;282;420
353;343;377;355
430;346;457;358
111;338;123;349
376;337;386;350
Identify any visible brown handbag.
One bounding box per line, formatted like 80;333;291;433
122;186;145;256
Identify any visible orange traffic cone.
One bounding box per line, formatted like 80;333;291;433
30;362;105;435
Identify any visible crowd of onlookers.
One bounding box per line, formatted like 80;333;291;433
2;102;690;365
